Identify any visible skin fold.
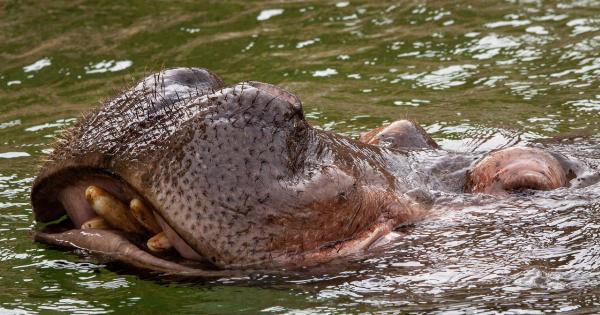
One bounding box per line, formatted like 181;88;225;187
30;67;579;274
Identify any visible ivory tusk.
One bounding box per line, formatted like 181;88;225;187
85;186;144;234
147;232;173;252
81;216;110;229
129;198;162;234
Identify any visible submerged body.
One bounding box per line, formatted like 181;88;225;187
30;68;591;275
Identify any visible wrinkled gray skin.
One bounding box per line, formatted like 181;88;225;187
31;68;586;276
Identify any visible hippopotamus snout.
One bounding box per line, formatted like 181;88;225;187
32;68;428;274
30;67;591;276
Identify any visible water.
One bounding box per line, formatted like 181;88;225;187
1;0;599;313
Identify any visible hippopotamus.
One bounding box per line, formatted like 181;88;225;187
30;68;582;276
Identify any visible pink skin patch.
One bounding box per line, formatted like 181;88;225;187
467;147;568;195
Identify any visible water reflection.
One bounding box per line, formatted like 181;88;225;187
22;58;51;73
85;60;133;74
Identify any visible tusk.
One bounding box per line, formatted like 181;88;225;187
129;198;162;234
81;216;110;229
85;186;144;234
147;232;173;252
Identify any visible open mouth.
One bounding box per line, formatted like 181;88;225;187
31;168;236;277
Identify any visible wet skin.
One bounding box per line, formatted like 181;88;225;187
360;119;439;149
30;68;580;276
358;121;574;195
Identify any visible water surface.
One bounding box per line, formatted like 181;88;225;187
1;0;599;313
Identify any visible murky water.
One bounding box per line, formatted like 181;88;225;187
1;0;599;313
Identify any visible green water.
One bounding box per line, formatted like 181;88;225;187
1;1;599;313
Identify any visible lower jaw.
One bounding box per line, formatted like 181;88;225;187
31;171;229;276
32;172;409;276
33;227;237;277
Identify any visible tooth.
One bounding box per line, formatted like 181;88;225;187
81;217;110;229
85;186;143;234
147;232;172;252
129;198;162;234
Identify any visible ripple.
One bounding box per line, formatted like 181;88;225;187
567;18;600;36
37;298;109;315
6;80;21;86
256;9;284;21
296;38;320;49
485;19;531;28
0;152;30;159
180;27;200;34
25;118;76;132
79;278;130;289
22;58;51;73
312;68;338;77
565;98;600;111
393;99;429;107
1;1;600;313
84;60;133;74
458;34;520;60
0;120;21;129
416;64;477;89
526;26;549;35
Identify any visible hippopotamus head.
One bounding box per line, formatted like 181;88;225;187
31;68;422;273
